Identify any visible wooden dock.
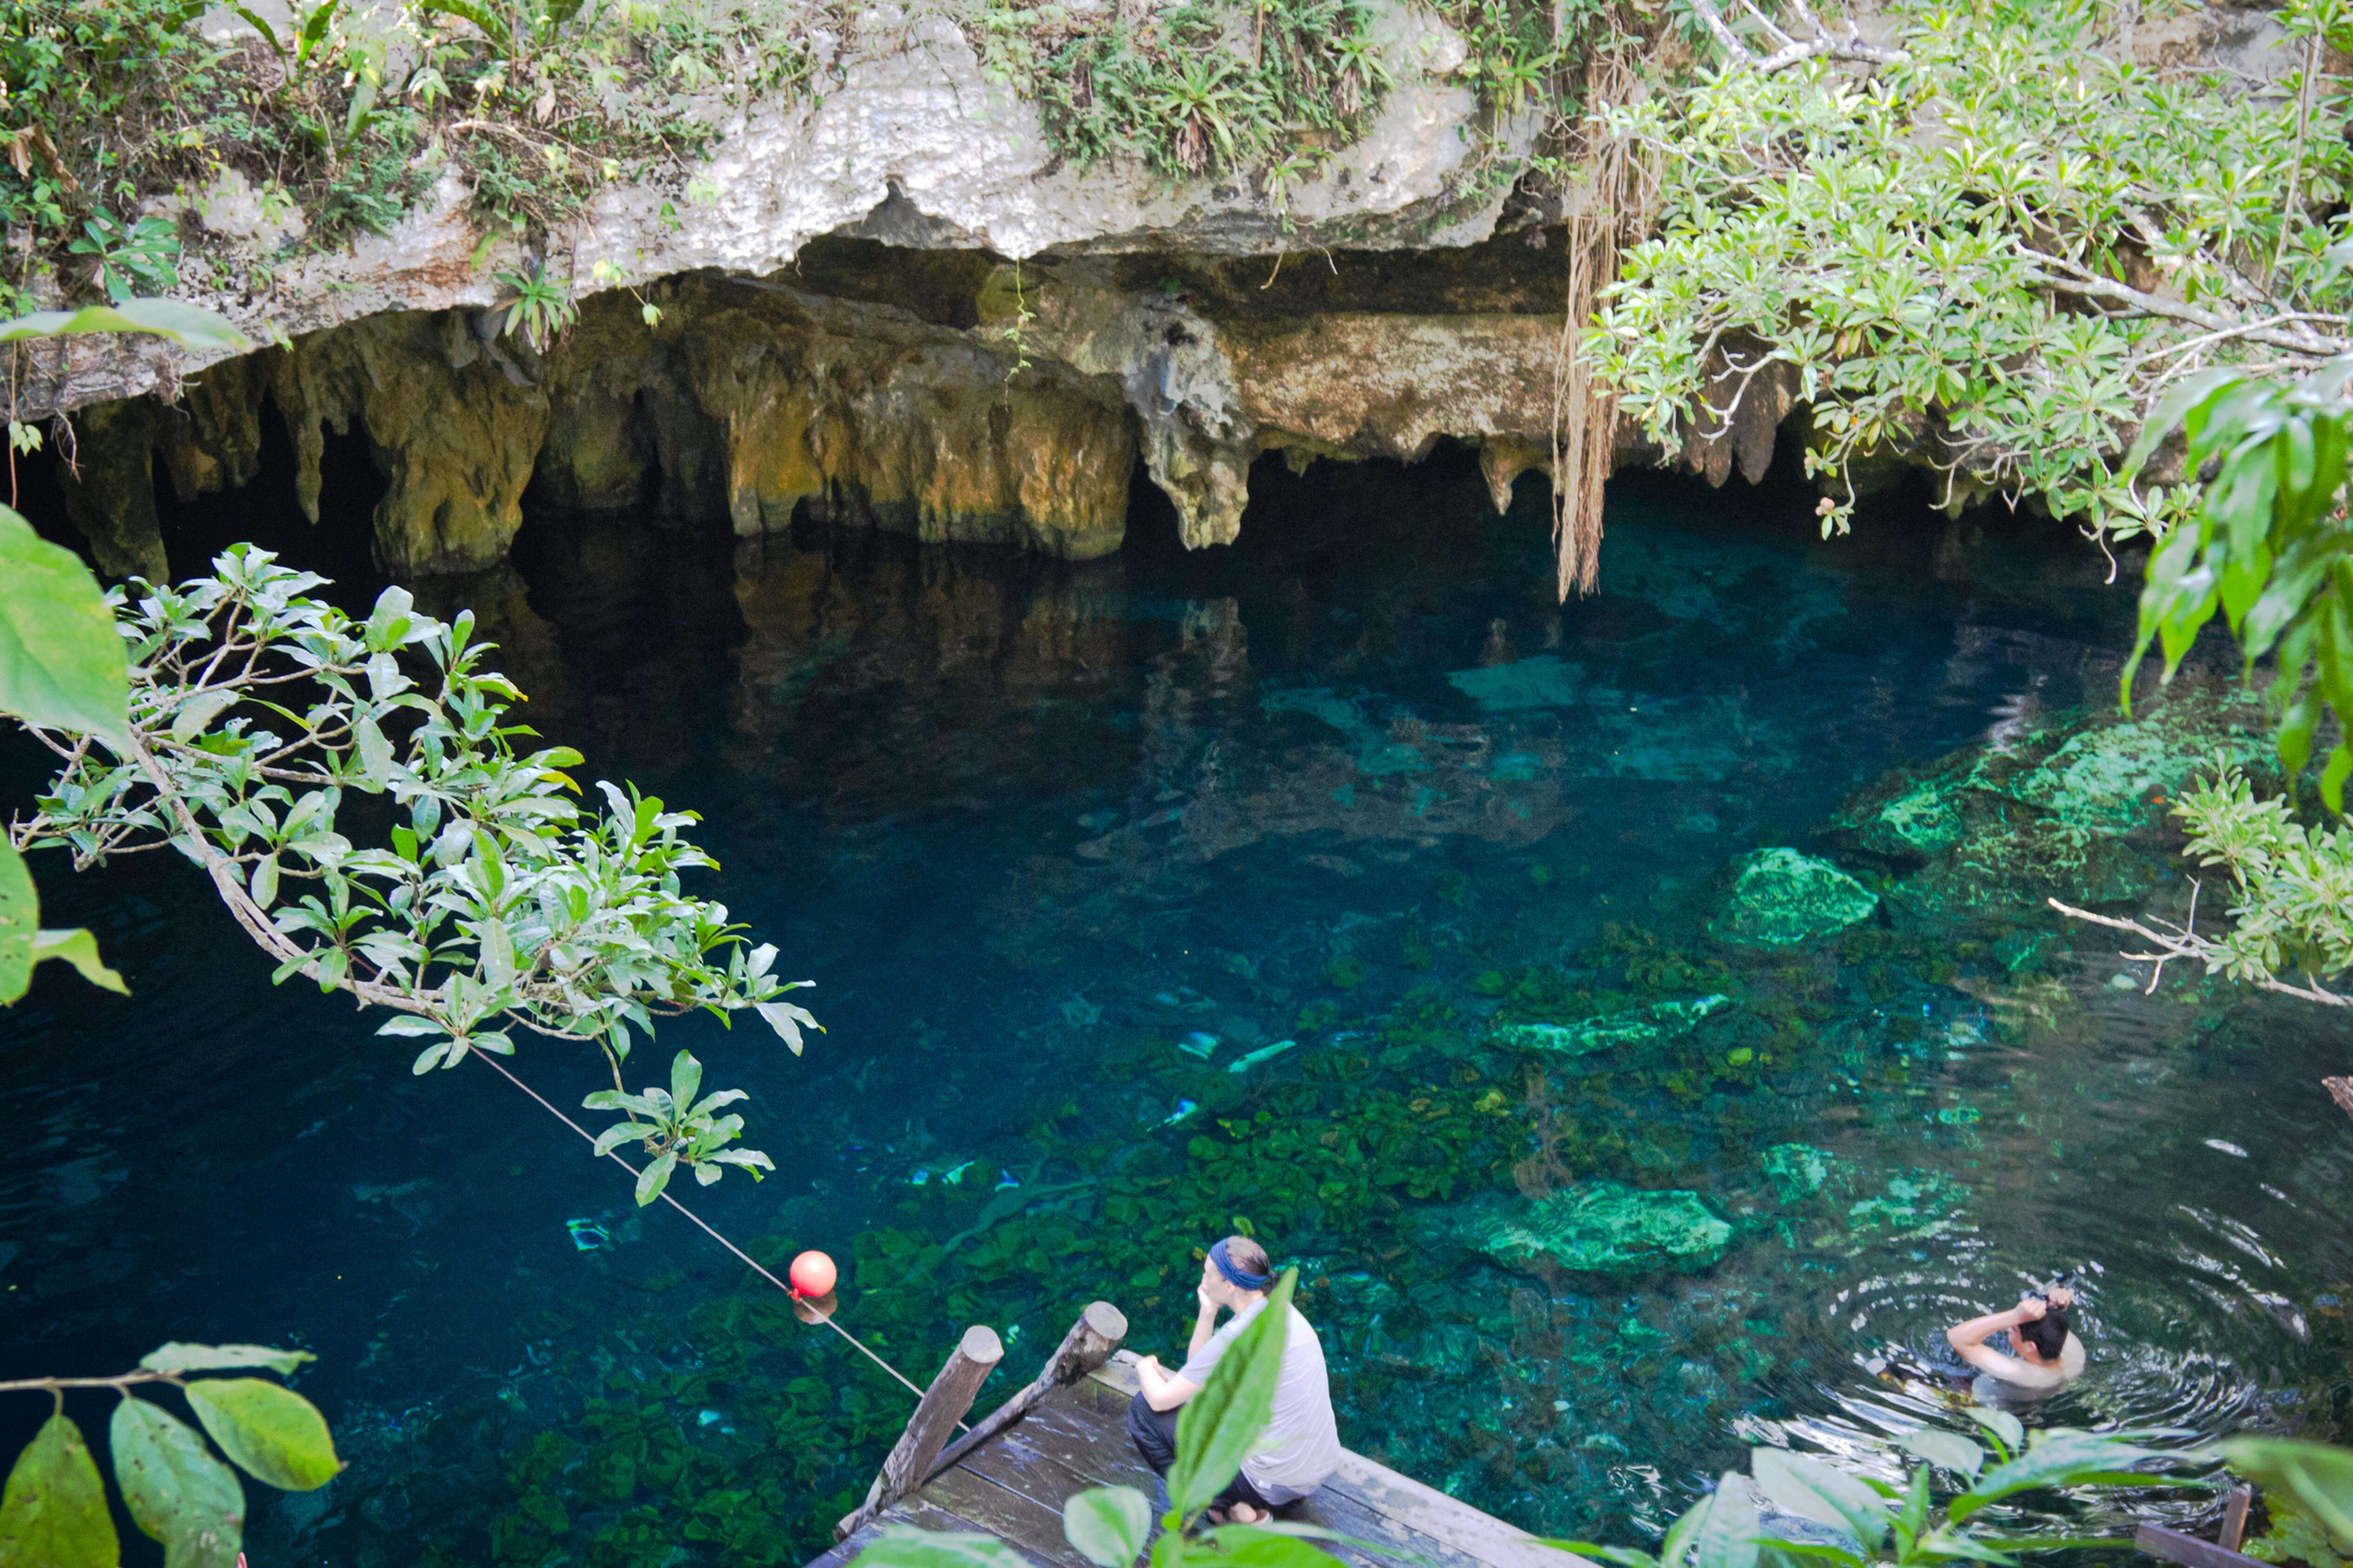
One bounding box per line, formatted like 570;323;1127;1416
808;1313;1563;1568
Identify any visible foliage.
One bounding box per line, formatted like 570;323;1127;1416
1592;0;2353;538
2219;1438;2353;1555
0;300;248;1003
493;262;579;350
1551;1412;2195;1568
2172;766;2353;987
2127;360;2353;805
973;0;1395;180
587;1047;776;1204
851;1269;1357;1568
0;0;827;333
0;1342;340;1568
9;547;816;1202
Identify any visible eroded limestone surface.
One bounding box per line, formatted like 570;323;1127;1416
66;237;1590;577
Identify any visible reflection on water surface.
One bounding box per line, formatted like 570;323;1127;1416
5;453;2351;1566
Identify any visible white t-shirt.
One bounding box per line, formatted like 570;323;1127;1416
1178;1299;1342;1503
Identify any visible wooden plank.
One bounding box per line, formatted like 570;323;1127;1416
955;1420;1128;1519
1089;1353;1144;1397
818;1495;1058;1568
924;1466;1096;1568
2138;1525;2269;1568
1323;1452;1559;1568
980;1389;1159;1493
1289;1477;1501;1568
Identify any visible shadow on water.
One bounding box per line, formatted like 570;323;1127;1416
3;443;2351;1566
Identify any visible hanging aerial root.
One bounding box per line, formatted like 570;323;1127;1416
1549;45;1659;601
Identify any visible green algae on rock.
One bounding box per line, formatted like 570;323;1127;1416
1708;849;1879;947
1437;1183;1734;1274
1493;994;1730;1058
1828;686;2276;917
1759;1143;1833;1203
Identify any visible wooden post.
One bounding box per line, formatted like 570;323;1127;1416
2136;1525;2269;1568
2219;1487;2255;1553
833;1326;1003;1542
925;1301;1129;1480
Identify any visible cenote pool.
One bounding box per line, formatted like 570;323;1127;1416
5;452;2352;1567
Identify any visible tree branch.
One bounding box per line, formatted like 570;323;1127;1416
1686;0;1907;72
2046;896;2352;1007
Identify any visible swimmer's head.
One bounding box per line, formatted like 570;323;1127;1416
2018;1295;2070;1359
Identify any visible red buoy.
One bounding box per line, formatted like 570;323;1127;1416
789;1249;837;1299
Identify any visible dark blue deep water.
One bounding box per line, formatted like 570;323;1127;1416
7;452;2352;1567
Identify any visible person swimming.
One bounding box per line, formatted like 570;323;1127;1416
1945;1280;2083;1393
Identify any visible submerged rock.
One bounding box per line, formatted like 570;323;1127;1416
1708;848;1879;947
1426;1183;1733;1275
1828;687;2274;917
1759;1143;1832;1203
1493;994;1730;1058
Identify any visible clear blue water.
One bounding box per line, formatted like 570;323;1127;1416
6;454;2352;1567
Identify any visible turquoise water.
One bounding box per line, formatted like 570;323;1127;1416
6;453;2352;1566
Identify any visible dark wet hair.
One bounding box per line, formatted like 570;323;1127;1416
2018;1300;2070;1359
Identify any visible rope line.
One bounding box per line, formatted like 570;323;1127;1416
465;1045;941;1410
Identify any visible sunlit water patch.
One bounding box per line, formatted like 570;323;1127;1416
5;456;2351;1567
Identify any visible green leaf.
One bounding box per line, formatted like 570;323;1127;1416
1187;1527;1352;1568
2217;1440;2353;1546
635;1150;678;1206
169;690;235;742
1168;1269;1297;1517
1962;1407;2023;1459
1064;1486;1152;1568
1897;1430;1985;1478
1950;1432;2190;1523
0;839;36;1005
33;925;122;990
1537;1544;1660;1568
1748;1450;1886;1549
229;3;285;55
112;1397;245;1568
1694;1474;1759;1568
849;1525;1032;1568
0;507;130;748
140;1345;315;1376
670;1049;703;1111
352;716;392;790
0;301;252;354
183;1379;342;1491
0;1414;119;1568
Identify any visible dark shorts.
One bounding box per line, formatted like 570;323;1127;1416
1124;1391;1282;1514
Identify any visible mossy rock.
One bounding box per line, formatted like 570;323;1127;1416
1828;686;2276;918
1708;849;1878;947
1428;1182;1732;1274
1759;1143;1833;1203
1492;994;1730;1058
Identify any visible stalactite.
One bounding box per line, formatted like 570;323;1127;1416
1549;46;1659;601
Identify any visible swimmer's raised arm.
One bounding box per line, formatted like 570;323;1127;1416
1947;1289;2073;1385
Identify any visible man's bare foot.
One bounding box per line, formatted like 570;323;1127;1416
1228;1503;1264;1525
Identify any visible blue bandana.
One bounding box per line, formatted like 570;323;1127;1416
1209;1237;1272;1293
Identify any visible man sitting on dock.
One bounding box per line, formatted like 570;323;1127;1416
1127;1234;1341;1523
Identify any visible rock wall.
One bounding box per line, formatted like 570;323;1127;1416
18;0;1658;578
67;231;1630;579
